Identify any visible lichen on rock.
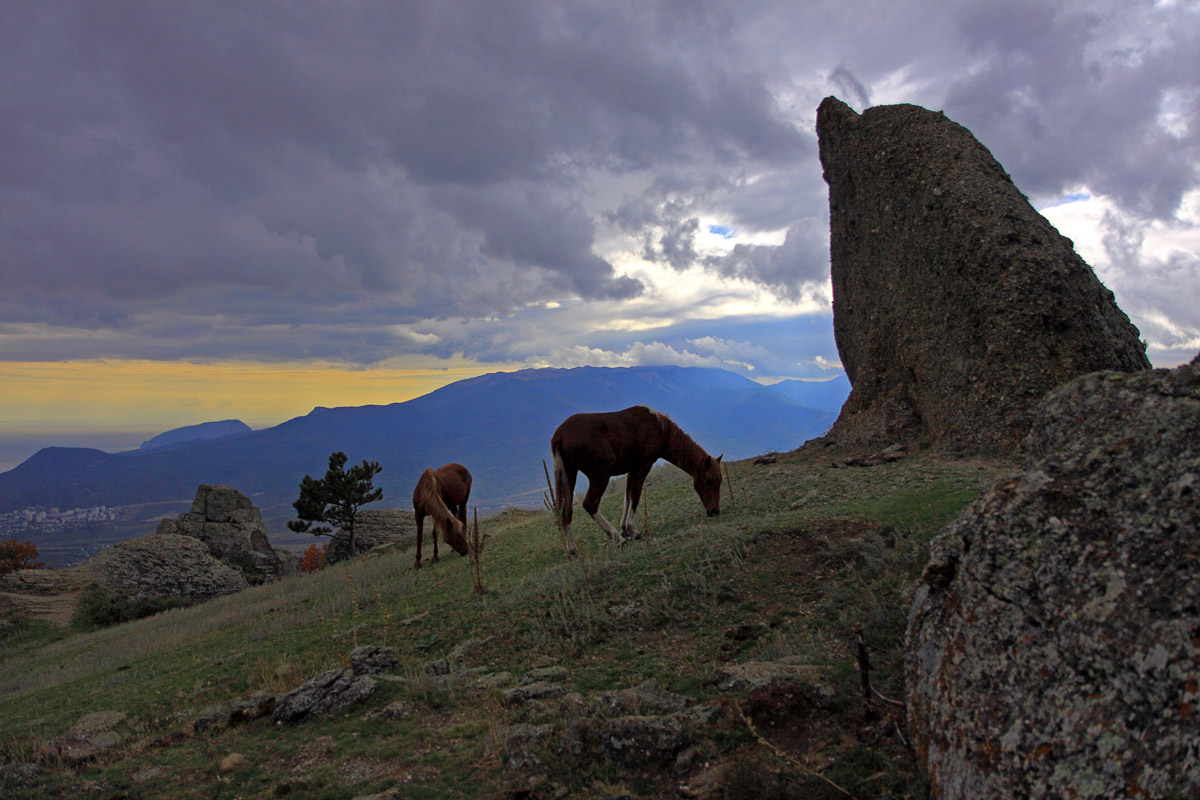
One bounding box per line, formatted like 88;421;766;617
906;357;1200;799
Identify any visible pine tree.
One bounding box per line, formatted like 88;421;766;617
287;451;382;557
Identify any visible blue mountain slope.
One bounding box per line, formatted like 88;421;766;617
766;374;851;413
0;366;833;514
139;419;252;451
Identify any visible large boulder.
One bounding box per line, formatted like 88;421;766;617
817;97;1150;454
906;355;1200;799
86;534;248;601
326;509;416;564
157;485;280;581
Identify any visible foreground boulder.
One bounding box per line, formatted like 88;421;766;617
906;356;1200;798
817;96;1150;454
157;485;280;581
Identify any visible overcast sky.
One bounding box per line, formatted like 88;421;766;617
2;0;1198;441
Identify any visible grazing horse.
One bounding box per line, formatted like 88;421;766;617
551;405;722;554
412;463;471;569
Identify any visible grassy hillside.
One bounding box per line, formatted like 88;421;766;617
0;446;1013;799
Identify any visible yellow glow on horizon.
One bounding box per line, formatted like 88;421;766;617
0;358;515;431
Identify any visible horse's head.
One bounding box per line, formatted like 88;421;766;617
442;517;470;556
693;454;723;517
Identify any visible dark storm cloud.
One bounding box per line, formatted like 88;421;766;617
1;0;1197;366
828;66;871;111
942;0;1200;219
706;216;830;298
1;0;805;361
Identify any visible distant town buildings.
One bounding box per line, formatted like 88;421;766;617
0;505;119;537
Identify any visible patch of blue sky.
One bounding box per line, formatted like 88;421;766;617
708;224;738;239
1040;191;1093;209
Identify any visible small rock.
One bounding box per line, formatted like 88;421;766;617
71;710;126;737
130;764;172;784
364;701;414;721
0;762;42;786
219;752;248;772
504;681;572;703
521;665;571;685
706;661;834;708
350;646;399;676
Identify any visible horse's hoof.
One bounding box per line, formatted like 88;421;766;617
413;562;422;571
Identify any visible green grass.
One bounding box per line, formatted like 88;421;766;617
0;449;1012;799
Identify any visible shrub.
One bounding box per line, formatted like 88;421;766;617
0;540;44;576
72;584;191;630
299;542;328;573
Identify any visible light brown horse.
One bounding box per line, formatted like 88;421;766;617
412;463;471;569
551;405;722;555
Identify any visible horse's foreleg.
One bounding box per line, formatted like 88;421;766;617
414;513;424;570
583;478;626;546
589;510;625;545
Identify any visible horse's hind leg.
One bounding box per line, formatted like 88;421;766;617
583;477;626;546
555;455;580;556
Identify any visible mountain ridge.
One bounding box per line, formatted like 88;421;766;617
0;366;839;518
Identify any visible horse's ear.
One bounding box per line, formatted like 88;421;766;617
717;454;723;464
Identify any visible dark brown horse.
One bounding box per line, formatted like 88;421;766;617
551;405;722;554
412;463;471;569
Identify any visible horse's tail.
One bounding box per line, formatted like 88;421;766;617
416;469;466;549
551;443;570;528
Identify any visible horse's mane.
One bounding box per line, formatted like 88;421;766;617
416;469;464;539
653;409;713;476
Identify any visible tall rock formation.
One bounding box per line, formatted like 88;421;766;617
157;485;281;582
906;355;1200;798
817;96;1150;453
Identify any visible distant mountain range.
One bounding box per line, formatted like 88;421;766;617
0;366;846;519
140;419;253;451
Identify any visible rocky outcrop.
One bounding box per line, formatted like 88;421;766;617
817;96;1150;454
86;534;249;601
271;646;396;725
157;485;280;581
906;356;1200;799
0;531;247;623
326;509;416;564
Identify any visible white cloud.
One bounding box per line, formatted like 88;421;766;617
1042;189;1200;366
524;342;724;370
809;355;844;371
